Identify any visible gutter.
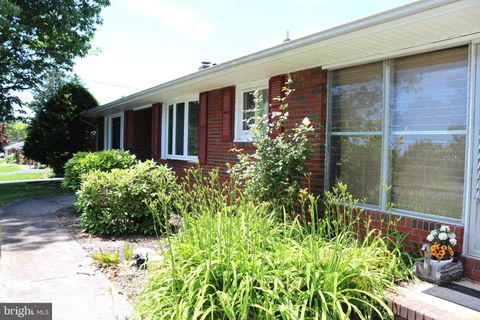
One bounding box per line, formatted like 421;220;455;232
82;0;456;117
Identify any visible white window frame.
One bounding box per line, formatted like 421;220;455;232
325;44;473;225
104;112;124;150
161;95;199;162
234;80;269;142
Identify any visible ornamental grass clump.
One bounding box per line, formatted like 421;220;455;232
136;169;412;320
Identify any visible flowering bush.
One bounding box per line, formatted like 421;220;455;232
426;225;457;261
230;77;314;212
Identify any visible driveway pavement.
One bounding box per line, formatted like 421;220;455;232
0;195;132;320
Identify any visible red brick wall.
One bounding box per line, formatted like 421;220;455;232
156;66;328;192
285;68;327;194
360;209;464;251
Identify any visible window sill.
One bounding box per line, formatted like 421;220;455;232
233;139;253;143
352;202;463;226
164;155;198;163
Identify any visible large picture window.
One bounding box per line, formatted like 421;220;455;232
329;46;468;220
165;99;199;160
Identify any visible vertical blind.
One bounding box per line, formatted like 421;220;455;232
330;46;468;219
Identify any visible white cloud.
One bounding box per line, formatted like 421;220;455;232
123;0;216;40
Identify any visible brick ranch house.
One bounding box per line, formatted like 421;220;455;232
83;0;480;280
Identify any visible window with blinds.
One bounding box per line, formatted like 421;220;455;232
390;47;468;219
330;62;383;205
329;46;468;219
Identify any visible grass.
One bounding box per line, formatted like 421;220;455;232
0;164;21;173
91;251;120;267
0;172;50;181
0;181;70;207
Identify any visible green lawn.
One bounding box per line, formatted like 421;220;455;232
0;182;71;207
0;164;21;173
0;172;49;181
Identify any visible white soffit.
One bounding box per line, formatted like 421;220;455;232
85;0;480;117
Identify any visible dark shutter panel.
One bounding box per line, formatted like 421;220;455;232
268;75;286;138
198;92;208;165
124;110;134;151
220;86;234;142
151;103;162;160
97;117;104;150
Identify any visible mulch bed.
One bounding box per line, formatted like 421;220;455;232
56;206;164;301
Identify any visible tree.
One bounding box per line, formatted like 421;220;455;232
28;71;79;113
5;121;28;143
0;0;110;121
24;82;99;175
0;123;7;152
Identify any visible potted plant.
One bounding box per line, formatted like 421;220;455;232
426;225;457;267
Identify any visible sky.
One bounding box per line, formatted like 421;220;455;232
72;0;414;105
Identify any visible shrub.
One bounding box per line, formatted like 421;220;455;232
5;154;16;164
137;175;413;320
24;82;99;176
231;77;313;213
63;150;137;191
75;160;177;236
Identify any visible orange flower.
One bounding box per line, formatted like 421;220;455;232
437;249;446;260
299;188;309;194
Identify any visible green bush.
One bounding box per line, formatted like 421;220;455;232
5;153;16;164
137;174;413;320
75;160;177;236
231;77;313;213
63;150;137;191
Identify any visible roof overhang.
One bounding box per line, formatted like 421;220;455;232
83;0;480;118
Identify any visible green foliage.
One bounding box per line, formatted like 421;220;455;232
4;122;28;143
76;160;177;236
231;77;313;213
4;151;26;165
27;71;79;113
123;242;134;261
63;150;137;191
0;0;109;121
0;124;7;151
91;251;119;267
137;172;413;320
23;82;99;176
4;153;16;164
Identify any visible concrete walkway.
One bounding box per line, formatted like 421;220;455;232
0;196;132;320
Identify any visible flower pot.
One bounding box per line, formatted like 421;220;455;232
430;258;453;267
